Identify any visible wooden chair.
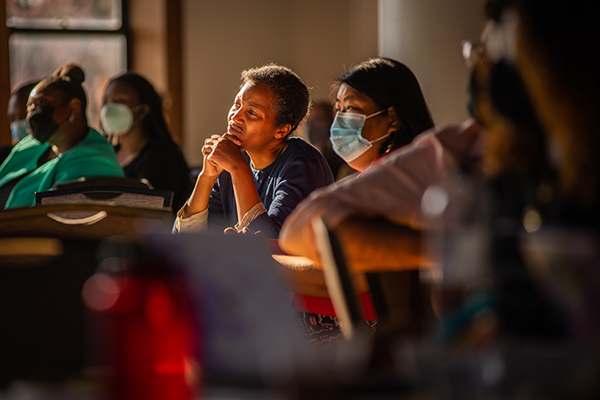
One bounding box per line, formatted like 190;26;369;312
312;216;430;340
312;216;365;339
0;203;174;244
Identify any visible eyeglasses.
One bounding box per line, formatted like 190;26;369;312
461;41;485;69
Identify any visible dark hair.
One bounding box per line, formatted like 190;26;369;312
336;58;434;154
241;64;310;135
107;72;176;146
12;81;39;99
484;0;515;22
41;64;88;122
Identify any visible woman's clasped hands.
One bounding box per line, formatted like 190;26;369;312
201;132;245;177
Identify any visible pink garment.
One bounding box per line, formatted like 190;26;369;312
281;121;484;235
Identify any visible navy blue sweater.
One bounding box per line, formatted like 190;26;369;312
207;137;334;238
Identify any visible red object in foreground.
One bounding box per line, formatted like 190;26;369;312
83;259;200;400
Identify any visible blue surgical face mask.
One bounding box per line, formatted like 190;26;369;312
10;120;29;142
329;109;389;163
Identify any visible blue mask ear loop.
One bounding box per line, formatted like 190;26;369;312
364;108;391;144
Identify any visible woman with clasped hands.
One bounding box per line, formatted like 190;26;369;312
174;64;334;239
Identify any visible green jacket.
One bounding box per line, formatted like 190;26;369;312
0;128;124;209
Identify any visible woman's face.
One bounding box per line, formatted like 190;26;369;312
26;83;72;143
101;80;149;138
334;83;394;171
8;92;28;124
102;80;140;109
227;81;283;153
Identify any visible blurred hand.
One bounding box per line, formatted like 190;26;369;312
223;226;264;238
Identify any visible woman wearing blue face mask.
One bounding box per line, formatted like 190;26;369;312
0;81;39;165
8;82;39;145
284;58;434;343
330;58;434;172
0;64;123;209
100;73;192;211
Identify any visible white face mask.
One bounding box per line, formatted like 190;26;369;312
100;102;143;136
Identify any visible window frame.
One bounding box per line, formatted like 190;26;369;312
1;0;130;145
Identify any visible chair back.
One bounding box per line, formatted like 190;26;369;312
312;216;430;339
36;177;173;210
0;203;174;243
312;216;365;339
53;176;152;190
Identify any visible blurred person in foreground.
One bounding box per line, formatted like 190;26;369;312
330;58;434;174
174;64;333;239
281;1;600;390
279;1;552;340
0;81;39;164
515;0;600;224
281;56;440;271
0;64;123;209
101;72;193;211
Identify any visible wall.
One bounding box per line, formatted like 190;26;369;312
129;0;167;95
0;4;10;146
379;0;486;126
181;0;378;167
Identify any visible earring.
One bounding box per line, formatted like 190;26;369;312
69;115;75;124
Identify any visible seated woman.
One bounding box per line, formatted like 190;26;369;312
0;64;123;210
0;81;39;164
175;64;334;239
330;57;434;173
280;58;434;342
100;73;193;211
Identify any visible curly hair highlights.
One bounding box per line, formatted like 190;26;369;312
241;64;310;135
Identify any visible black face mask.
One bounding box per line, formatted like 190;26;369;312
26;104;61;144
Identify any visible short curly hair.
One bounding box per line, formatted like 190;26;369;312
241;64;310;135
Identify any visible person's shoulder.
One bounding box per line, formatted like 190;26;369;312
376;122;483;172
432;121;483;158
284;137;327;160
60;128;120;166
80;127;114;148
0;136;49;170
14;134;46;151
286;136;315;150
276;138;330;171
276;137;334;183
